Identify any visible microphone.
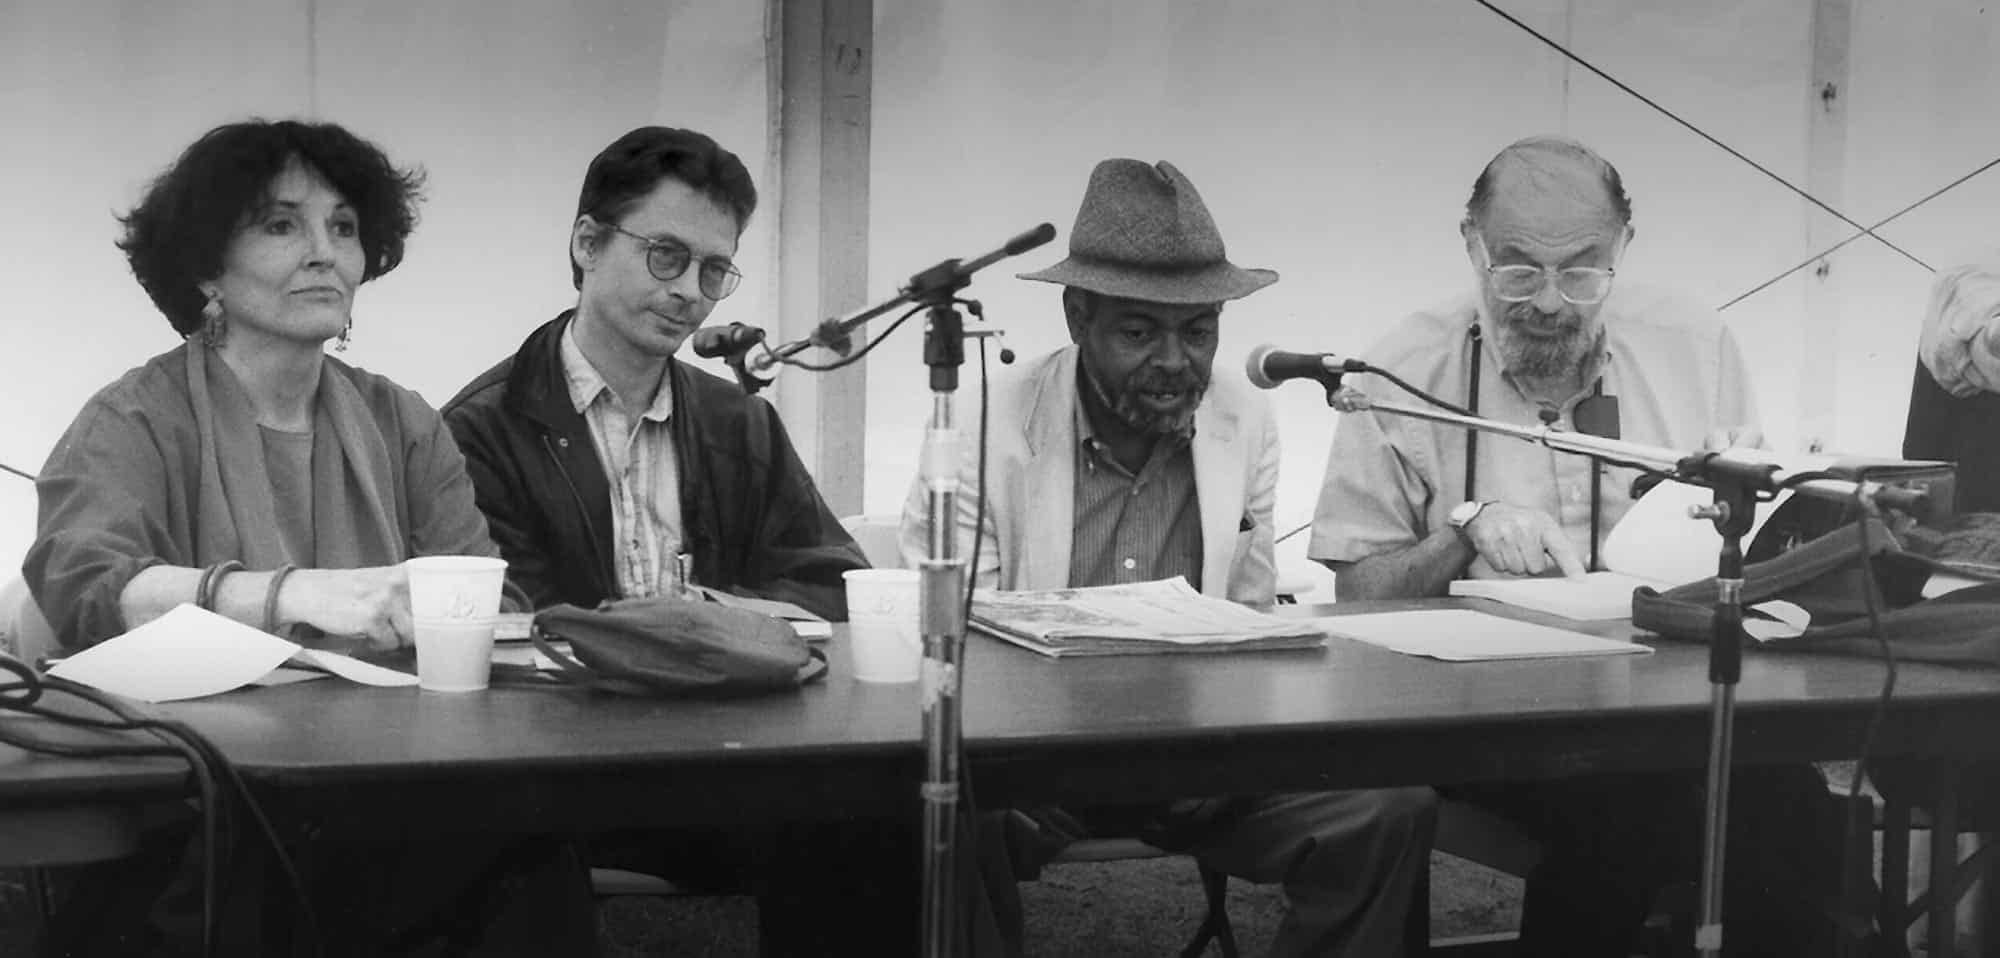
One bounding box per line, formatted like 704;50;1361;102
1244;344;1367;390
689;322;767;359
1002;222;1058;256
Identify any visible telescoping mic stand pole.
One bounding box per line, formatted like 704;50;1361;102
743;223;1053;958
915;261;971;958
1673;453;1767;958
898;224;1054;958
1325;387;1927;958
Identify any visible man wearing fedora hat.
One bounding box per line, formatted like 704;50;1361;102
899;159;1436;956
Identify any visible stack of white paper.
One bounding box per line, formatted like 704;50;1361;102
1307;609;1650;661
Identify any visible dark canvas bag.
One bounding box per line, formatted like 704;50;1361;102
1631;516;2000;667
531;597;828;696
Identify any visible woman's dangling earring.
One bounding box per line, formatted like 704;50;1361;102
334;319;352;353
199;287;226;347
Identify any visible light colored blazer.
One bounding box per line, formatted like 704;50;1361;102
898;345;1277;607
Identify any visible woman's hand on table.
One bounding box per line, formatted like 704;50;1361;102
284;566;414;651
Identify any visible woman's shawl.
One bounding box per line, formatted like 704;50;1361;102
184;342;403;570
25;341;494;647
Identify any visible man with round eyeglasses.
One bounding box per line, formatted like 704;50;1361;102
443;125;864;619
441;128;906;956
1306;136;1862;956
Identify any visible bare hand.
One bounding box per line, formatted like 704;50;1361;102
1462;503;1588;578
284;566;413;651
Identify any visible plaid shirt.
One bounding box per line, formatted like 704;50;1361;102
560;324;684;599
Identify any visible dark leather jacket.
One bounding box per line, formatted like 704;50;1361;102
442;312;865;619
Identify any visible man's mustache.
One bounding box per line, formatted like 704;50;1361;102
1124;367;1208;394
1504;303;1583;330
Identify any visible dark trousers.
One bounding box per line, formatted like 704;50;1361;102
1446;763;1859;958
966;787;1437;958
44;814;597;957
591;815;922;958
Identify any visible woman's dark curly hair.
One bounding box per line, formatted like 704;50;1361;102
116;119;426;336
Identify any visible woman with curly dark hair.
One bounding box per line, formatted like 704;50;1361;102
25;119;596;956
26;118;492;652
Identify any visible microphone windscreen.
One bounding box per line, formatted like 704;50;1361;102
1243;344;1283;390
690;323;765;359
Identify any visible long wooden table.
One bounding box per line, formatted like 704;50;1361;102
7;598;2000;951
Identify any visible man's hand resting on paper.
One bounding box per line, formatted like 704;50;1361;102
1462;503;1588;578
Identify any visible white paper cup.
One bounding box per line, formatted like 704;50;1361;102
844;569;921;683
407;556;507;692
406;556;508;621
413;619;497;692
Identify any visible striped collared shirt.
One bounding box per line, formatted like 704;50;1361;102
1067;376;1203;591
561;323;684;599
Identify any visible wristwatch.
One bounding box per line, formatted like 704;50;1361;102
1447;500;1492;540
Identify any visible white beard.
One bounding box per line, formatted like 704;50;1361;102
1496;308;1601;384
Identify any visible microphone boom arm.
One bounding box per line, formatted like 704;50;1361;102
749;223;1055;377
1334;392;1928;518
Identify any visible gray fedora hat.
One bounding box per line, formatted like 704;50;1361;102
1019;159;1277;304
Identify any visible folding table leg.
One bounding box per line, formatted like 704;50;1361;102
1881;792;1911;958
1930;762;1961;958
1982;837;2000;958
1836;790;1871;958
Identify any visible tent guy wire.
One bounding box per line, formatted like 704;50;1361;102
1473;0;1933;275
1720;154;2000;311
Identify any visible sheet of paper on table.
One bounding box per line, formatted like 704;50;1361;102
44;604;417;702
1448;572;1664;621
1305;609;1650;662
488;641;570;671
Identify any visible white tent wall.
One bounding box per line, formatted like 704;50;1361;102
4;0;1997;578
0;0;774;573
1838;2;2000;454
864;0;2000;556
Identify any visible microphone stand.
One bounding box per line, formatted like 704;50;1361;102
1330;388;1926;958
719;349;777;396
747;223;1052;958
915;271;972;958
742;224;1055;388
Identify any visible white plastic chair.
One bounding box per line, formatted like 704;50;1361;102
2;573;146;943
0;572;58;666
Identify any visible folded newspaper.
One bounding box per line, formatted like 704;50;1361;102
969;577;1326;657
